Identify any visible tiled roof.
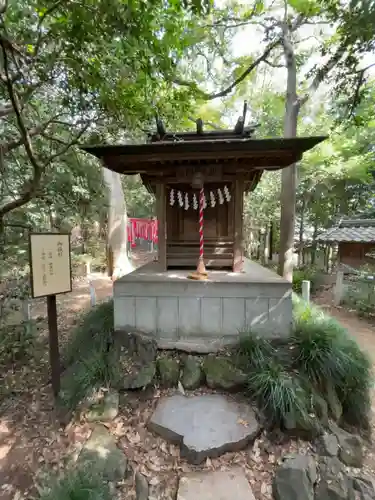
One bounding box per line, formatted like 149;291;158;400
317;219;375;243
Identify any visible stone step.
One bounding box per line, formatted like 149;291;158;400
177;468;256;500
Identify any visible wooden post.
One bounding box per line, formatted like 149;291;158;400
233;179;244;272
334;270;344;306
302;280;310;303
156;182;167;271
47;294;61;396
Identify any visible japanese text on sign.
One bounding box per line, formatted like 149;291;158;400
29;233;71;298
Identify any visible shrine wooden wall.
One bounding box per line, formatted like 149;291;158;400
165;182;240;269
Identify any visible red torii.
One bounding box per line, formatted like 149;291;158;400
127;218;158;247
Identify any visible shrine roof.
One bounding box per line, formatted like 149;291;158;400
317;219;375;243
81;135;327;174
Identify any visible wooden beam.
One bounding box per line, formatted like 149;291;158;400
233;178;244;272
156;183;167;271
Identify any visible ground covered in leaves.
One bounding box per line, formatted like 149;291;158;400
1;262;375;500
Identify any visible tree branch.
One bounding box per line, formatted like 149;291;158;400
299;46;346;106
175;38;282;100
264;58;284;68
1;116;62;154
176;13;306;101
34;1;63;57
43;122;91;166
0;37;43;216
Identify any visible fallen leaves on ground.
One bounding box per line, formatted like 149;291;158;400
1;265;375;500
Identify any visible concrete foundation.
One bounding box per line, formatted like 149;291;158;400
114;258;292;353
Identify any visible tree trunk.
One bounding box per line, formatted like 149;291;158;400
311;220;318;265
278;24;299;282
102;167;133;280
298;198;306;267
256;230;261;260
269;220;274;262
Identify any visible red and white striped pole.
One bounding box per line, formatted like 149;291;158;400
196;186;207;276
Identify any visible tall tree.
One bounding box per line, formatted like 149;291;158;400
0;0;210;277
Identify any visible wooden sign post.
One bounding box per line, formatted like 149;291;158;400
29;233;72;397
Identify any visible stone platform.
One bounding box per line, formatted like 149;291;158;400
148;394;260;465
114;258;292;352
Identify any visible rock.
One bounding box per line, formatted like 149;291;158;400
79;424;127;481
339;434;363;468
177;468;256;500
180;356;203;390
283;412;322;440
123;362;156;390
273;454;316;500
125;331;157;363
352;474;375;500
148;394;260;465
157;356;180;387
203;355;246;391
315;456;354;500
329;422;363;468
317;433;339;457
326;383;343;422
85;390;119;422
135;472;149;500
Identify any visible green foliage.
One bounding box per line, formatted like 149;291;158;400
60;300;120;410
236;331;275;370
0;321;36;364
123;175;155;218
39;465;112;500
236;299;372;430
292;267;319;294
342;277;375;319
247;359;312;428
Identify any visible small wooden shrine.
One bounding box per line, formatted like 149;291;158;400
82;113;326;275
82;112;326;350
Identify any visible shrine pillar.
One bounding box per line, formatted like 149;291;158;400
233;177;244;272
156;182;167;271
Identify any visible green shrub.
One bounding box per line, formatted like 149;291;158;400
63;299;114;366
292;267;319;295
237;297;372;430
0;321;36;364
39;466;112;500
342;279;375;319
60;300;120;410
292;316;350;386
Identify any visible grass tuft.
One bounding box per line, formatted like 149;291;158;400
39;466;112;500
237;296;372;431
59;300;120;410
236;330;275;370
247;359;311;428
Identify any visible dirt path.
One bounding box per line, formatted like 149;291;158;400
0;250;154;500
313;291;375;363
313;286;375;365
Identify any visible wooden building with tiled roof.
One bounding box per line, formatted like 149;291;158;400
317;219;375;268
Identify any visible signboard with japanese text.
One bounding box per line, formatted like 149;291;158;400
29;233;72;298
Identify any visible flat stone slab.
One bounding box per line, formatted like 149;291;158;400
148;394;260;464
177;468;256;500
85;390;119;422
79;424;127;481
